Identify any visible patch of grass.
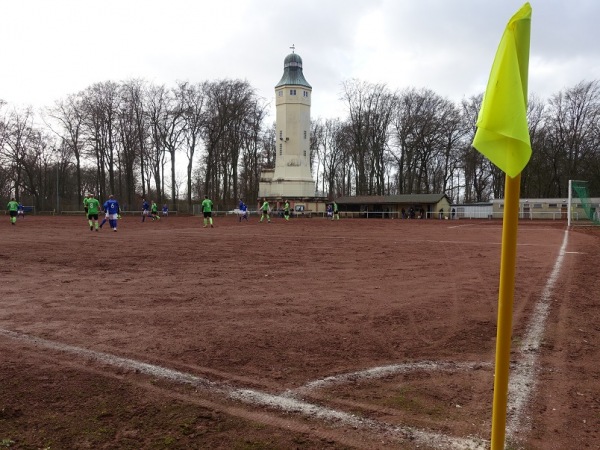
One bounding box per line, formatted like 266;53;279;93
162;435;176;446
384;386;422;411
384;386;444;418
0;439;15;448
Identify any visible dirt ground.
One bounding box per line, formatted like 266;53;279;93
0;214;598;450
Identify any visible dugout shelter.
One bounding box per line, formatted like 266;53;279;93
334;194;451;219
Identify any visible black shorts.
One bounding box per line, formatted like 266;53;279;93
284;210;290;216
84;207;88;213
9;211;17;218
88;213;99;220
203;211;212;218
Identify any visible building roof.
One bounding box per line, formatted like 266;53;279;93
275;52;312;89
335;194;449;204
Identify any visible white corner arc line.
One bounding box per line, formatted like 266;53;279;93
0;328;487;450
286;361;491;396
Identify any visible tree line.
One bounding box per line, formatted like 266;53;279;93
1;78;599;212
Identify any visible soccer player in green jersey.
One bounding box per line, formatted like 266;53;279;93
332;201;339;220
283;199;290;221
6;198;19;225
260;198;270;223
83;193;91;219
151;200;161;221
86;194;101;231
201;195;214;228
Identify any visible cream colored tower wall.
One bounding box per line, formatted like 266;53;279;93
274;87;314;183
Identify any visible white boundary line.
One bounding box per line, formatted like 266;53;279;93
505;229;569;440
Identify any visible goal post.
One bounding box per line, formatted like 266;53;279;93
568;180;600;226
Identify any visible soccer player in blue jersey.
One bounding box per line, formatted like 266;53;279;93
238;199;248;222
103;195;120;232
141;198;150;222
162;203;169;217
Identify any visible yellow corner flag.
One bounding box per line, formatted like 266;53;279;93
473;2;532;178
473;4;533;450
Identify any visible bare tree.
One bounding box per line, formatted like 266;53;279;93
459;94;494;202
46;93;86;207
342;79;397;195
177;81;206;212
239;101;268;204
542;80;600;196
145;84;170;203
80;82;120;199
1;107;37;200
200;79;258;203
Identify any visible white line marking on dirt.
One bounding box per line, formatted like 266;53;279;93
506;230;569;440
285;361;491;396
0;328;487;450
0;329;220;390
230;389;486;450
448;224;479;229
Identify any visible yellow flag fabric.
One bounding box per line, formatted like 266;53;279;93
472;3;532;178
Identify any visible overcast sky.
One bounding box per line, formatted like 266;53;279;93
1;0;599;121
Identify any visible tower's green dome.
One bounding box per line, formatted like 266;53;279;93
275;52;312;89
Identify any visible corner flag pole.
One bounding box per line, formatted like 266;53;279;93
471;4;532;449
490;172;520;449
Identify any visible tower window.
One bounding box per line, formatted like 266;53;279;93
303;130;307;139
290;89;296;95
303;150;306;157
279;143;282;156
279;130;282;139
278;90;283;97
303;91;309;97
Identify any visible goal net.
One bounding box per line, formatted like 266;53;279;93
568;180;600;226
